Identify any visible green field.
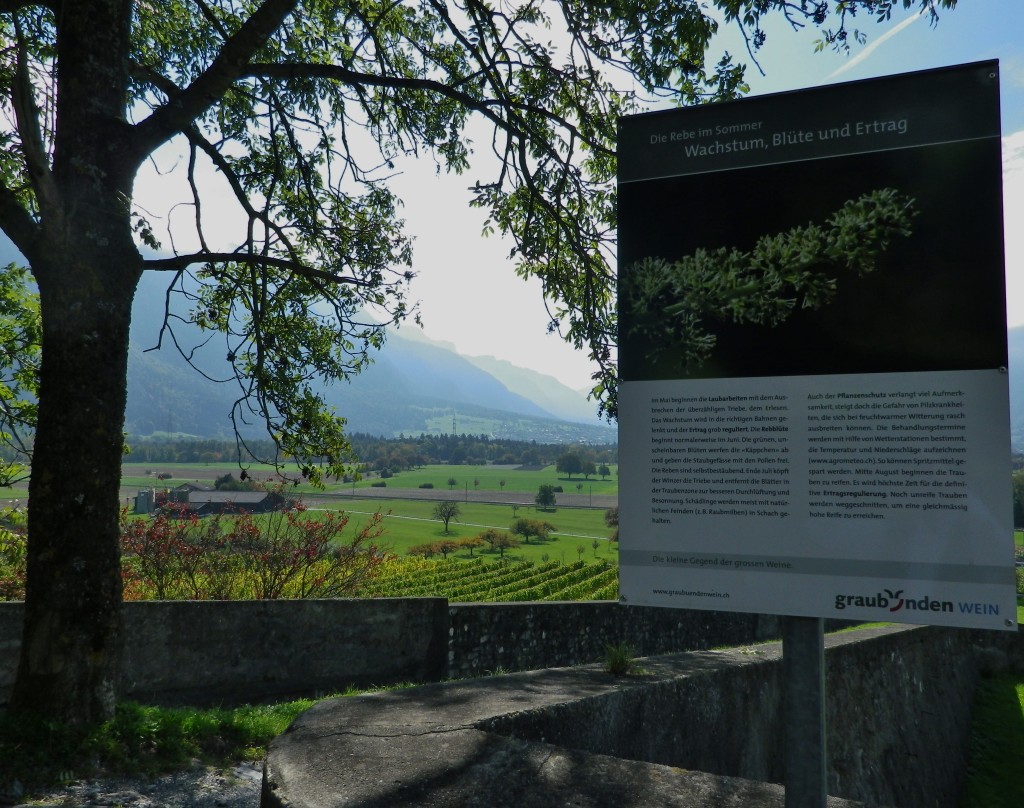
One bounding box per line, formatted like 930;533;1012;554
116;462;618;498
316;498;616;564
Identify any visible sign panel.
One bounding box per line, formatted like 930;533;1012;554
617;62;1016;630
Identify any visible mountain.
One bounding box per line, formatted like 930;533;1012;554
462;352;599;423
91;283;1024;449
124;272;613;443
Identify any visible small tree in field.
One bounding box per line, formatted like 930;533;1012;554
556;451;582;479
576;544;587;561
479;528;517;557
494;533;520;558
459;536;485;557
599;465;611;481
447;477;458;491
432;501;461;534
511;518;556;545
435;539;459;559
535;484;557;511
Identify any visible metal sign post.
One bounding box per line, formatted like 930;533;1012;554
783;616;827;808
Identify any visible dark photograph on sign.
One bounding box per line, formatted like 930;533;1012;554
617;138;1006;382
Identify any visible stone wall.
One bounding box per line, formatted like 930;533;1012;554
446;601;784;678
264;625;1024;808
0;599;450;707
478;625;1021;808
0;597;1015;722
0;599;787;705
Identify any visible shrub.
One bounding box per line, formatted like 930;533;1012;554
552;485;563;493
120;500;391;600
419;482;434;489
371;481;387;488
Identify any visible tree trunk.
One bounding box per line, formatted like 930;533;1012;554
8;252;141;724
7;0;140;725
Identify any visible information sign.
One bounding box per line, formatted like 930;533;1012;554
617;62;1016;630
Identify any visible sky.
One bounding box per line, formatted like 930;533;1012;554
385;1;1024;395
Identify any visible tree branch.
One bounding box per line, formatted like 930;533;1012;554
0;185;40;261
142;251;380;288
11;15;62;224
131;0;301;157
244;61;615;158
0;1;58;12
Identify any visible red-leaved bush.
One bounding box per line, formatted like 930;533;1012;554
120;499;390;601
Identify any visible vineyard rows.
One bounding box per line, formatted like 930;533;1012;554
358;558;619;602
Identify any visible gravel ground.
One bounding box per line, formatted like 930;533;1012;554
7;762;261;808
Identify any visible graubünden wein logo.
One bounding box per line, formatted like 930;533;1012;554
833;588;953;614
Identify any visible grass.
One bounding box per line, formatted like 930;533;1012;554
0;699;312;794
960;673;1024;807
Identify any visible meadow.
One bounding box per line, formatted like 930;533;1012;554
318;497;616;563
116;461;618;498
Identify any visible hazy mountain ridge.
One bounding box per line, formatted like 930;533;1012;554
102;314;1024;449
123;272;612;442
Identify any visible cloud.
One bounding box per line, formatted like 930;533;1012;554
827;13;923;80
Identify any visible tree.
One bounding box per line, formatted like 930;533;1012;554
447;477;458;491
0;0;956;725
511;517;556;544
479;528;516;556
458;535;485;557
432;501;461;534
535;484;557;511
556;451;582;479
598;465;611;481
493;533;520;558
